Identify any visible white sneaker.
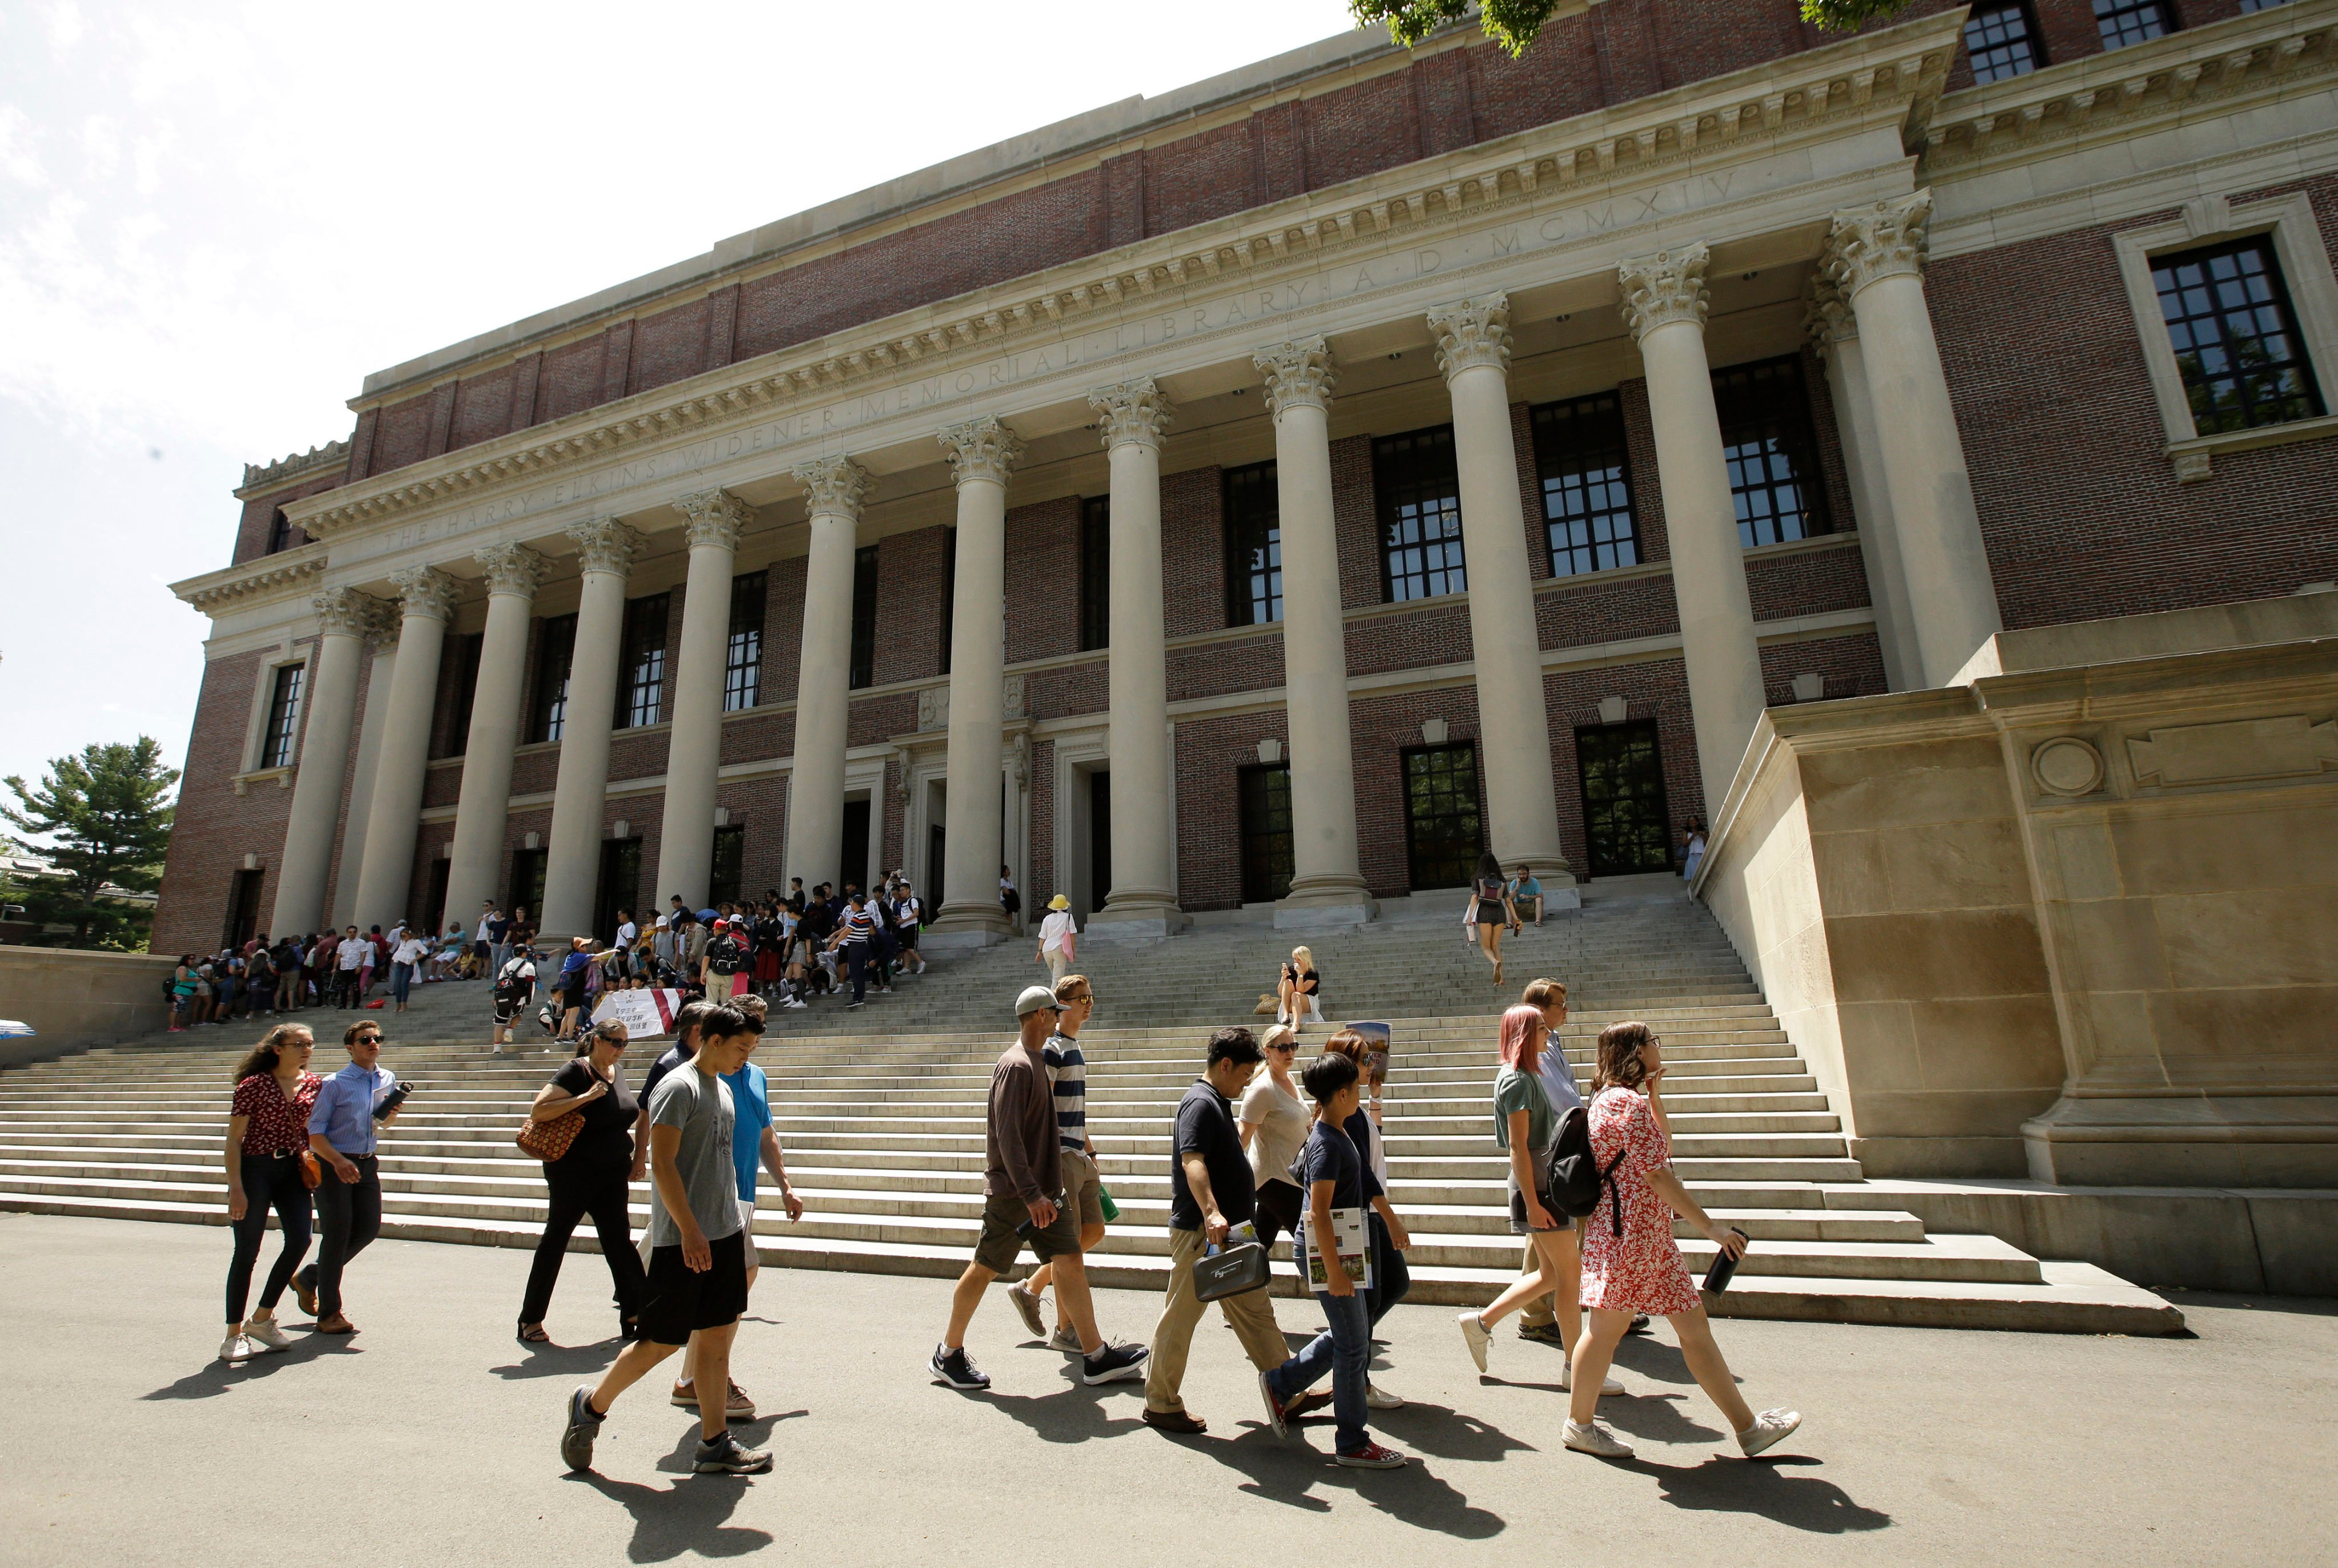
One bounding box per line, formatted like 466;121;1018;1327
1365;1382;1405;1410
1564;1420;1634;1458
244;1317;295;1353
1558;1359;1625;1397
1737;1408;1802;1457
1456;1309;1491;1373
218;1332;252;1363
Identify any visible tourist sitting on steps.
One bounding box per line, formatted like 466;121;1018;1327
1277;945;1323;1033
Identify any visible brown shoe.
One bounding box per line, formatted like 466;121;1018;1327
1142;1408;1207;1435
1286;1389;1334;1421
314;1313;356;1335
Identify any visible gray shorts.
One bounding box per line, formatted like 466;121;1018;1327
1507;1178;1574;1235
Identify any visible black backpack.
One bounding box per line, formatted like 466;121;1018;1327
1544;1102;1629;1236
707;934;745;976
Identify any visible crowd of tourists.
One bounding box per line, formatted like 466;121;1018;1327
168;914;516;1029
212;937;1801;1479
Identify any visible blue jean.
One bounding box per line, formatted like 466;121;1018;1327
1268;1287;1373;1455
389;962;413;1005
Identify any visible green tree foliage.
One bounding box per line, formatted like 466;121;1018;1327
2;738;178;950
1352;0;1915;58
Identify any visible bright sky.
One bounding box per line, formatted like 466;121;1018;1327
0;0;1361;803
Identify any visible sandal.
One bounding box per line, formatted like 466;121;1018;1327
517;1321;551;1344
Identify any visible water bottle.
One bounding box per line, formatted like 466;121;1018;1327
1097;1187;1121;1223
1226;1220;1258;1246
1703;1227;1751;1293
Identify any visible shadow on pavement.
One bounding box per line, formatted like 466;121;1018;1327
142;1335;343;1400
489;1338;623;1380
1597;1390;1727;1444
1188;1425;1507;1537
565;1415;806;1561
1611;1335;1701;1385
1639;1454;1892;1533
973;1381;1150;1445
1369;1398;1539;1463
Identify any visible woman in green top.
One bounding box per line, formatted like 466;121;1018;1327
1454;1004;1621;1397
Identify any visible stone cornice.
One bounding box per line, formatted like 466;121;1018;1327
1918;0;2337;173
284;10;1961;550
172;546;328;614
235;440;350;499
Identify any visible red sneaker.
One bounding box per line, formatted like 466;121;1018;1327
1335;1441;1409;1469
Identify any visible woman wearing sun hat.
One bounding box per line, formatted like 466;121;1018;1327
1035;894;1078;988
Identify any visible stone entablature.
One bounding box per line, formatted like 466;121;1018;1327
176;545;329;616
236;440;350;499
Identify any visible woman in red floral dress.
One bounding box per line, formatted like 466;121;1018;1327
1565;1020;1801;1461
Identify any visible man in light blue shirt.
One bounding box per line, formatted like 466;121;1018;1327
299;1020;403;1332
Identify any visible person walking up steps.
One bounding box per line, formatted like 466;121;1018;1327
1008;974;1108;1352
929;986;1147;1394
1562;1021;1801;1461
1467;853;1519;987
220;1023;320;1361
560;1004;772;1477
1034;894;1076;987
296;1020;407;1335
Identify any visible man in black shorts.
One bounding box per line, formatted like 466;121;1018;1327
561;1003;770;1476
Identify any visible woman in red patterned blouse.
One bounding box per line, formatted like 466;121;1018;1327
1563;1021;1801;1463
222;1023;323;1363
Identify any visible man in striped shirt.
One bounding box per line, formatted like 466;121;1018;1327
1008;973;1109;1349
825;892;879;1009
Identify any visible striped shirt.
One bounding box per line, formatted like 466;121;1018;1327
1041;1030;1087;1154
839;908;878;944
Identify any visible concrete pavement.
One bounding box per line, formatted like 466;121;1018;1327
2;1212;2331;1565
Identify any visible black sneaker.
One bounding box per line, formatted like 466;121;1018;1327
693;1430;774;1474
561;1385;605;1472
1517;1321;1569;1348
1628;1313;1652;1335
1080;1342;1149;1385
931;1344;991;1391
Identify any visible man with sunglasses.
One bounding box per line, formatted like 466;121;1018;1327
297;1019;405;1334
1007;974;1108;1349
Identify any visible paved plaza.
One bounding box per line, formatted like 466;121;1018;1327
5;1212;2331;1564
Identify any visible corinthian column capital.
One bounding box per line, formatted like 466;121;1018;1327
388;565;460;623
1804;273;1858;361
1823;190;1931;297
673;487;752;550
1426;293;1514;381
566;518;645;578
1616;244;1711;342
1253;336;1337;417
1088;377;1174;452
937;416;1024;487
790;454;875;519
313;586;393;642
474;542;549;598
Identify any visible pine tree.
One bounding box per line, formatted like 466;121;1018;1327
1;738;178;950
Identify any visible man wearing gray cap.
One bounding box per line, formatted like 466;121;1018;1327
929;985;1149;1393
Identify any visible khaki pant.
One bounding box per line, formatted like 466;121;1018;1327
1144;1226;1288;1414
1044;950;1071;988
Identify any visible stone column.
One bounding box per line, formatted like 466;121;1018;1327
329;634;396;930
1427;293;1576;894
1808;279;1923;692
350;566;460;929
653;489;751;909
784;456;873;896
270;588;386;936
927;416;1021;946
441;543;547;928
1086;377;1188;938
1254;337;1376;928
1618;244;1770;816
538;520;642;942
1824;190;2002;687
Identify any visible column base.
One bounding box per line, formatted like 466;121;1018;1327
1274;875;1379;933
923;900;1013;952
2023;1091;2338;1187
1087;893;1191;943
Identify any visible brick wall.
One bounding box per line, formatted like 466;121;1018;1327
230;468;343;565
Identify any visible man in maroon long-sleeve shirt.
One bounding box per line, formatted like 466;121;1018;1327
929;986;1148;1393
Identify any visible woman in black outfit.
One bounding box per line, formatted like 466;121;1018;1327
517;1019;647;1343
1468;851;1520;987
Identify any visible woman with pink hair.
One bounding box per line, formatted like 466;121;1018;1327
1454;1005;1621;1400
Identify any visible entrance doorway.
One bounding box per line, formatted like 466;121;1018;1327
1575;721;1672;876
506;848;546;922
224;868;264;950
423;858;451;938
1237;763;1293;903
594;838;641;943
840;798;870;896
1088;770;1112;915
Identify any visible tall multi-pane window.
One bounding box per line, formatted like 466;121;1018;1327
442;631;484;757
530;614;578;744
1402;744;1483;890
2152;237;2326;434
725;571;766;712
615;592;670;729
850;544;879;690
1236;763;1294;904
1531;394;1639;577
1374;427;1467;602
1963;3;2043;83
259;663;305;769
1080;495;1110;652
2093;0;2171;49
1222;461;1282;627
266;507;294;555
1713;356;1830;548
939;529;957;675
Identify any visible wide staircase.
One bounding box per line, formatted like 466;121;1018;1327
0;880;2178;1332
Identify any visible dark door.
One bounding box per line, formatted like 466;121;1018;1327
1238;763;1294;904
709;826;745;908
224;869;264;949
506;849;546;924
423;858;451;938
928;821;946;909
594;838;641;943
1402;744;1483;889
1576;721;1673;876
840;799;870;896
1088;770;1112;914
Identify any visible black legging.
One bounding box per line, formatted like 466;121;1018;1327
226;1152;313;1323
520;1158;646;1328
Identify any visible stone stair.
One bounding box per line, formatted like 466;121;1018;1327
0;879;2180;1333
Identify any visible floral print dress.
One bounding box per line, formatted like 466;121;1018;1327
1579;1085;1703;1317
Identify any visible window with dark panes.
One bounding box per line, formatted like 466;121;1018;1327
267;507;294;555
725;571;766;712
506;848;547;917
1222;461;1282;626
1402;744;1484;890
1080;495;1110;652
615;592;670;729
1374;426;1467;602
442;632;484;757
2152;237;2325;435
1963;3;2043;83
529;614;577;744
1713;356;1830;548
260;663;305;769
939;529;957;675
709;826;746;909
1237;763;1294;904
1576;721;1674;877
2237;0;2293;10
850;544;879;690
1531;394;1639;577
2093;0;2170;49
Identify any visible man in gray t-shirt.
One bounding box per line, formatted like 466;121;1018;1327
645;1063;740;1249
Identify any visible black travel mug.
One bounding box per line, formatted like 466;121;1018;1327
1702;1227;1751;1293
